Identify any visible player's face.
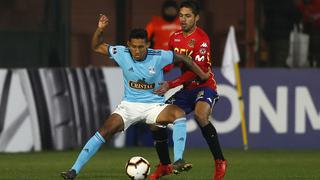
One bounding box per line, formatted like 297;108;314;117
127;38;150;61
179;7;199;33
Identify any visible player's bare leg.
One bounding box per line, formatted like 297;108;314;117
61;114;124;179
194;101;227;180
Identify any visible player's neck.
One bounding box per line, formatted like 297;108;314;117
183;26;197;37
129;51;147;62
137;53;148;61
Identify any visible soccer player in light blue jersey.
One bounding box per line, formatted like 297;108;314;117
60;14;209;180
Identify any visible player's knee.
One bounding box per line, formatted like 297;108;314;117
172;105;186;119
194;113;209;127
158;105;185;124
98;128;111;141
194;112;207;121
99;120;122;141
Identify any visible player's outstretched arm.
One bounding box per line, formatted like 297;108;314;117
172;52;209;81
91;14;110;56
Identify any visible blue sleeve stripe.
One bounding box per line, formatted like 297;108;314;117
147;53;161;56
148;49;161;54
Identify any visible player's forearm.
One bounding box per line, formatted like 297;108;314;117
173;53;209;81
168;71;197;88
91;27;105;51
163;64;174;73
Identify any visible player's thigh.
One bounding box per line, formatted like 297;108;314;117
194;88;219;122
155;104;185;125
112;101;144;131
144;104;169;126
167;90;193;114
194;101;212;120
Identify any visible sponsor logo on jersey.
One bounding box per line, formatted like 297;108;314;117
200;42;208;48
174;38;181;42
199;48;206;55
195;55;205;61
188;39;195;48
173;47;193;58
129;78;155;90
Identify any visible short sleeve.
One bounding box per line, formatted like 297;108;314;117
159;50;174;69
108;45;126;64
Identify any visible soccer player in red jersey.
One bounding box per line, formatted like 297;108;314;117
146;0;181;72
149;1;227;180
145;0;180;50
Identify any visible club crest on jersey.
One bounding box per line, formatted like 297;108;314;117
129;78;155;90
188;39;195;48
148;66;156;74
199;48;206;55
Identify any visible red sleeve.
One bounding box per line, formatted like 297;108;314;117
168;71;197;88
163;64;174;72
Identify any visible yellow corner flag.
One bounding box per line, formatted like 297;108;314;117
221;26;249;150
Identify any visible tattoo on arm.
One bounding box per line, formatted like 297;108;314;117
91;28;109;56
172;52;209;81
173;53;193;68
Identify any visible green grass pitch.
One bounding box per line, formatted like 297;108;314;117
0;147;320;179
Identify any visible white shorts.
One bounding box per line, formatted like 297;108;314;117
113;101;169;130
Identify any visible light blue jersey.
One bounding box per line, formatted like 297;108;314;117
108;45;173;103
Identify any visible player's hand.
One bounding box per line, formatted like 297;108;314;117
98;14;109;29
153;81;170;95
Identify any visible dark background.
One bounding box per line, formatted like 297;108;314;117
0;0;305;68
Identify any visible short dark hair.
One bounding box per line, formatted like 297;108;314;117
129;28;148;41
162;0;178;10
180;0;200;16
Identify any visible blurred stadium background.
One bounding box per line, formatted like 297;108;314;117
0;0;259;68
0;0;320;179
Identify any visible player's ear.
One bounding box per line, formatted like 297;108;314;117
146;41;150;48
195;14;200;22
127;41;131;47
